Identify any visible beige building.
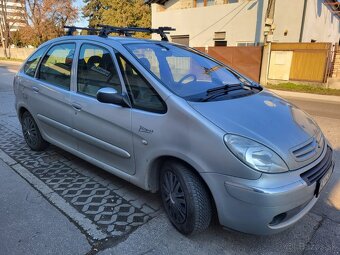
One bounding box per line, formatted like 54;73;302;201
148;0;340;47
0;0;26;31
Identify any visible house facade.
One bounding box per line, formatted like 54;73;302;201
148;0;340;47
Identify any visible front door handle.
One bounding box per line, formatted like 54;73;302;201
71;103;82;111
32;86;39;93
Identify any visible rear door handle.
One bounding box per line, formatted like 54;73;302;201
71;103;82;111
32;86;39;93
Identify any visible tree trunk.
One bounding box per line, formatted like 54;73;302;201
3;46;7;58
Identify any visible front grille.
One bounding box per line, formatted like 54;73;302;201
292;132;324;162
300;146;333;185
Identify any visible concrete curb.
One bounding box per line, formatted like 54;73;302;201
0;60;23;65
1;68;19;73
270;89;340;103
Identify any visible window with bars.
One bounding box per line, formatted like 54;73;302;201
194;0;236;7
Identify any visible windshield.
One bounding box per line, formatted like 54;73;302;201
125;43;259;100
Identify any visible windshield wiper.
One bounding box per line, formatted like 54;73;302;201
201;83;253;102
206;83;243;94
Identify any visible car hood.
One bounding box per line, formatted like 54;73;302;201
188;89;324;170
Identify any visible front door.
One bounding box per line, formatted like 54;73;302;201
71;43;135;175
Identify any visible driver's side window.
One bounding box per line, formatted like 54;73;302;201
117;55;166;113
77;43;122;97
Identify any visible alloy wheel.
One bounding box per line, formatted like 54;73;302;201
161;170;187;224
22;115;38;148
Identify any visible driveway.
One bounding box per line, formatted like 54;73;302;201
0;64;339;255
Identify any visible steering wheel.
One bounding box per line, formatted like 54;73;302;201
178;74;197;85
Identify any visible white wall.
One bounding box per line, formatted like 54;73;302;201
302;0;340;44
151;0;267;47
272;0;305;42
151;0;340;47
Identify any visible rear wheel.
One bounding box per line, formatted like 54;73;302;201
160;160;212;235
21;111;48;151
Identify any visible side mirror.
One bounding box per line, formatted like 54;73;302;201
96;87;131;107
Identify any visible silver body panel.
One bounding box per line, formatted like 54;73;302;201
14;35;334;235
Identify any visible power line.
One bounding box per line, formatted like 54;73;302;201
201;2;250;46
189;1;248;42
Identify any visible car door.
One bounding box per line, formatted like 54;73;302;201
71;42;135;175
115;54;167;175
24;42;77;150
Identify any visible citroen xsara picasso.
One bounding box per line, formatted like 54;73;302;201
13;26;334;235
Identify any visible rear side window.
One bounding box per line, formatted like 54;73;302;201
38;43;75;90
117;55;166;113
23;46;48;77
77;43;122;97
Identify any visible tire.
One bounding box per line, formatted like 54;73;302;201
160;160;212;235
21;111;48;151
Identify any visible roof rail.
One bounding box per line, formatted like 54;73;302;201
64;26;101;36
64;25;176;41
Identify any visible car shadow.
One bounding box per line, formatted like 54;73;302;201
47;143;339;254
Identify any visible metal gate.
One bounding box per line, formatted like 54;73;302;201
195;46;263;82
270;43;332;83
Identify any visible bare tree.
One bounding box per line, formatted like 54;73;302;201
0;0;26;58
18;0;77;47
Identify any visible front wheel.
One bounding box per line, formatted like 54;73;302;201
160;160;212;235
21;111;49;151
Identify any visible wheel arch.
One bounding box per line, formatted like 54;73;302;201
18;106;30;123
147;155;217;216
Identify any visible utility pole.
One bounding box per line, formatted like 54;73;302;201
264;0;276;45
260;0;276;85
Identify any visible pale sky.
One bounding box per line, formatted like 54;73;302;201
74;0;89;27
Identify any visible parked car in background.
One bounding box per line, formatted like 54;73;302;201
13;26;334;235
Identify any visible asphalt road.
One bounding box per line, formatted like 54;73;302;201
0;64;339;255
286;97;340;120
0;61;22;72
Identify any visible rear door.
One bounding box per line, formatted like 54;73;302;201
24;42;77;150
70;42;135;175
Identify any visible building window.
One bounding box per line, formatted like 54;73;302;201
195;0;204;7
207;0;214;6
194;1;235;7
214;31;226;46
237;42;256;46
215;41;227;47
214;31;226;40
171;35;190;46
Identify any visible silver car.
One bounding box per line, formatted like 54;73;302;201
14;33;334;235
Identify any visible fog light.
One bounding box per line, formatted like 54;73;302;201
269;213;287;226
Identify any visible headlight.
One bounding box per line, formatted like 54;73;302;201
224;134;288;173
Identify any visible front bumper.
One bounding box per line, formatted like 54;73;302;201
201;146;334;235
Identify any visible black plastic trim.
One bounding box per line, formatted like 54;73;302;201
300;146;333;186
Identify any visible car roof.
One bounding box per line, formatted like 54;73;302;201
39;35;165;48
